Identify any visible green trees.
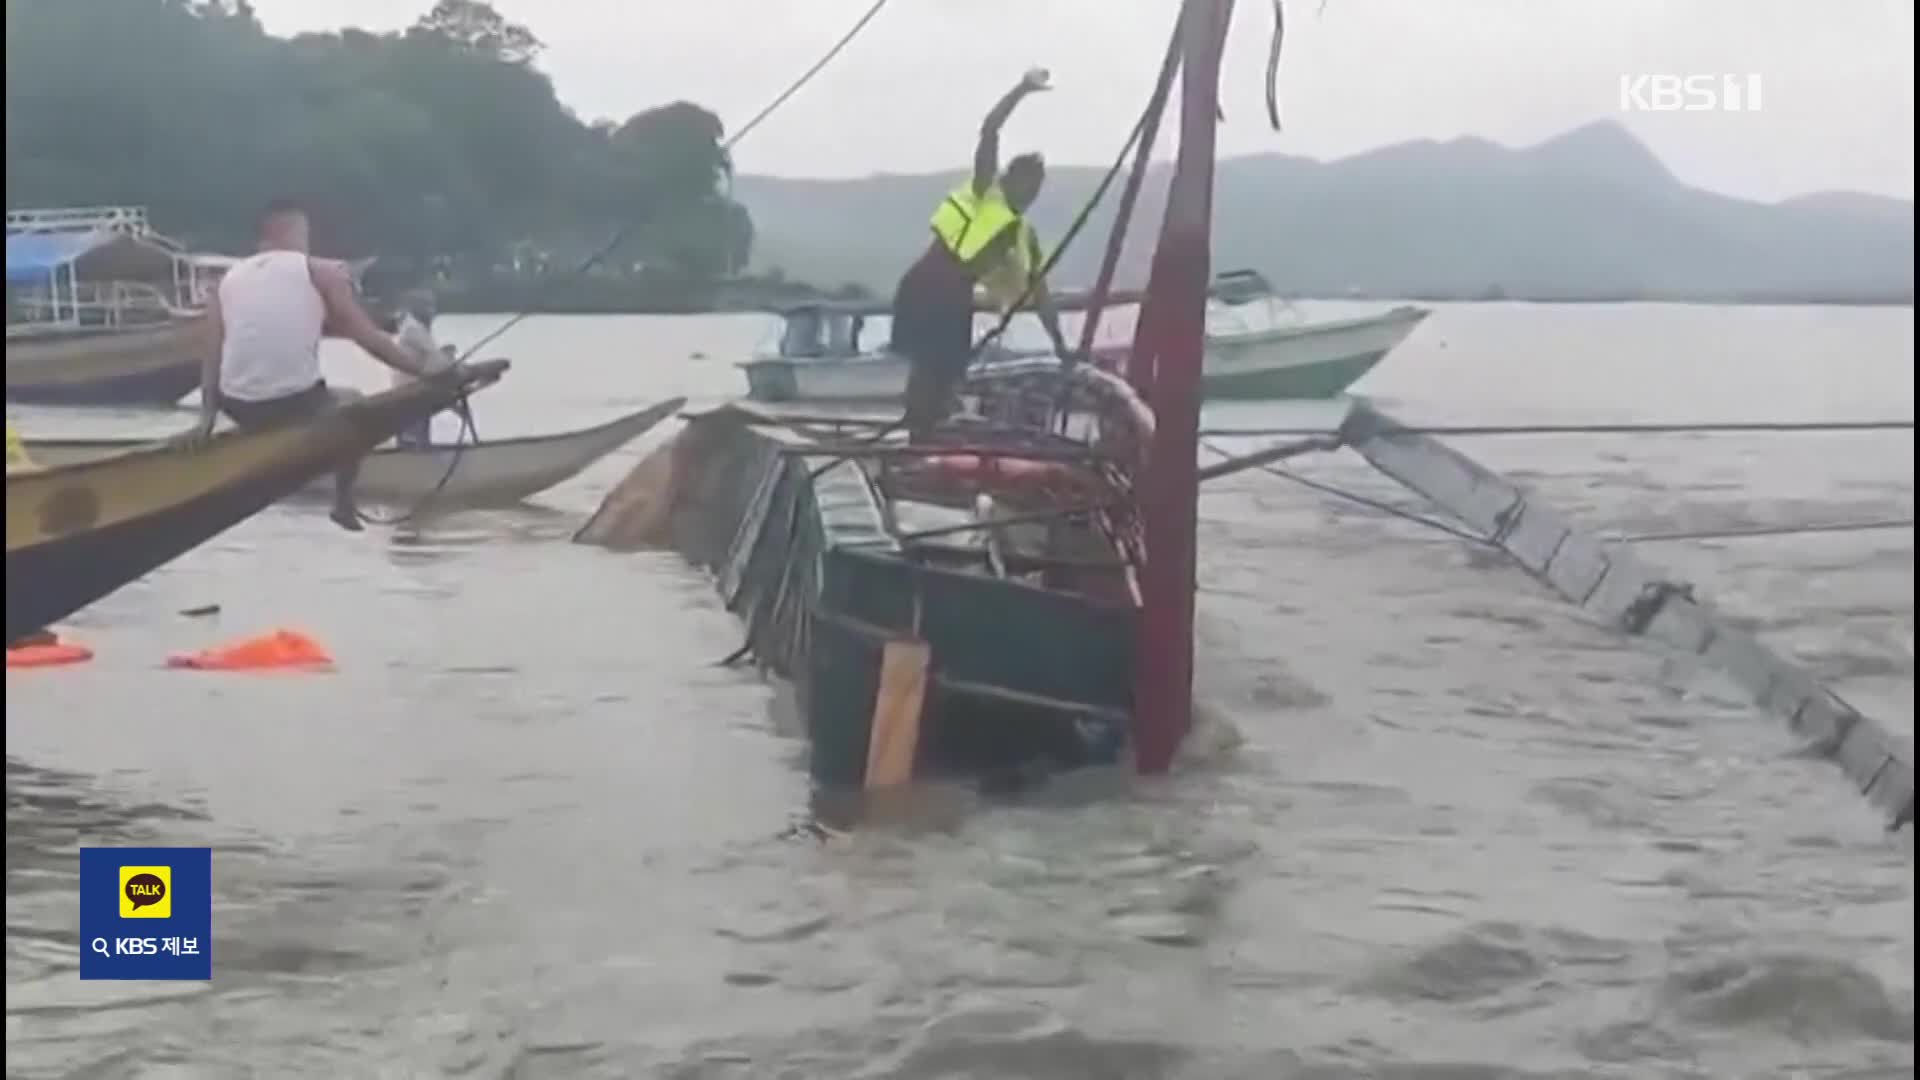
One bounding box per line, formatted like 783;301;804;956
4;0;752;290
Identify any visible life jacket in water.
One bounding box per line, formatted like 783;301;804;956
929;183;1042;313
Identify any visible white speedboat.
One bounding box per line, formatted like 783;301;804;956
737;273;1428;404
1200;271;1429;400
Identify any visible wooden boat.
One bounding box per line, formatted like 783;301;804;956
22;398;686;508
5;319;203;405
5;359;508;644
578;361;1151;788
736;276;1427;405
6;207;211;405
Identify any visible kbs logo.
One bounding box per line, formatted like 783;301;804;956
119;865;171;919
1619;74;1763;113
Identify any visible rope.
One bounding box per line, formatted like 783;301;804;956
1198;438;1915;548
1617;519;1913;543
356;0;896;525
1265;0;1285;129
1199;437;1487;543
1202;418;1917;439
803;52;1175;479
723;0;893;152
460;0;895;365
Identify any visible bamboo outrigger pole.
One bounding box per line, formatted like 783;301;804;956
1131;0;1238;774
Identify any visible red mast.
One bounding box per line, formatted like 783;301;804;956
1131;0;1235;774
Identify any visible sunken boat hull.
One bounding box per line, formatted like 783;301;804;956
577;369;1151;789
5;360;508;643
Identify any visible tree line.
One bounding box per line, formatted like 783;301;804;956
4;0;765;305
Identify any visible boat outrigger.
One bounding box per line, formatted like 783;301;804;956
22;397;684;509
6;360;509;644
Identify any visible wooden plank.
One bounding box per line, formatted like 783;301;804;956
864;639;930;789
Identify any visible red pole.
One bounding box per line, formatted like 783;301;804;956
1131;0;1234;775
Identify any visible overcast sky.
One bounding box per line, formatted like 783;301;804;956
250;0;1914;202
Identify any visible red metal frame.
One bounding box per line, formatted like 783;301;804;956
1130;0;1236;774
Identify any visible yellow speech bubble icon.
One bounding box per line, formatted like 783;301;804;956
119;865;171;919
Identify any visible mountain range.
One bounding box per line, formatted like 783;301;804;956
732;121;1914;303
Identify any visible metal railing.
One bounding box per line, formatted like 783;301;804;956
5;205;152;237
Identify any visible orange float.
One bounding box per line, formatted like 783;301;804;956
6;638;93;668
166;629;334;671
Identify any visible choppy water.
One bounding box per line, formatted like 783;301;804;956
6;303;1914;1078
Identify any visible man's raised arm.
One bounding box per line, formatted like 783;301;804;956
972;68;1051;195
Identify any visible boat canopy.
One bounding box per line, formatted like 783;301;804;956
1211;268;1276;305
5;230;183;286
5;231;112;284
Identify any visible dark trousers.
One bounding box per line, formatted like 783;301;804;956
892;295;974;440
394;416;433;448
218;381;360;505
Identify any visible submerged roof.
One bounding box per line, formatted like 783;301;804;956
4;230;112;283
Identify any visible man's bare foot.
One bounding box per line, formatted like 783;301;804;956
329;504;365;532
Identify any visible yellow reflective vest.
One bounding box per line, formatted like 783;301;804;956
5;423;33;470
929;183;1042;312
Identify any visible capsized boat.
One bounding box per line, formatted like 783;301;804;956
5;359;509;644
22;397;685;509
578;361;1151;788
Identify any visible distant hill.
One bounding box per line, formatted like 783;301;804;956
733;121;1914;304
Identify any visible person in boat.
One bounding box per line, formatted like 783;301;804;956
180;199;439;531
386;287;453;448
893;68;1077;439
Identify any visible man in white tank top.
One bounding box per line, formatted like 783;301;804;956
185;200;436;531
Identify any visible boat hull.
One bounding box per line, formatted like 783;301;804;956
739;306;1430;405
5;321;203;405
6;361;508;643
739;355;911;404
575;405;1135;788
22;398;685;508
1200;305;1428;400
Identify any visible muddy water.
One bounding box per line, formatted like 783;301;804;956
6;303;1913;1078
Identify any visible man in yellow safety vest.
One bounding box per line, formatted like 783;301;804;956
890;68;1076;438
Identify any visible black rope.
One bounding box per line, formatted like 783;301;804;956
1199;437;1487;544
1265;0;1284;130
349;395;479;527
459;0;895;365
803;62;1170;481
352;0;896;526
1201;439;1916;552
1616;519;1913;543
1202;419;1917;439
